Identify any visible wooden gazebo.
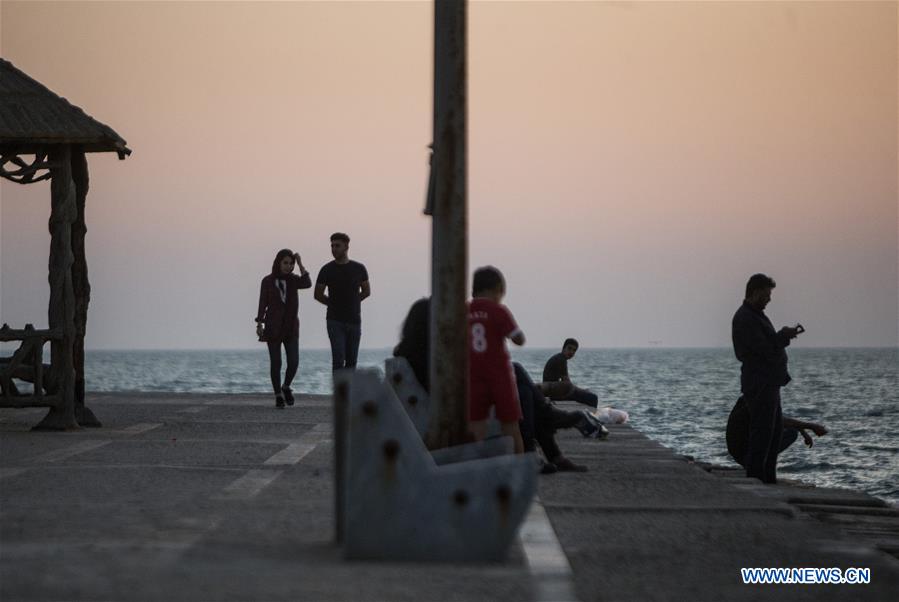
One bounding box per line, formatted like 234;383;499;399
0;58;130;430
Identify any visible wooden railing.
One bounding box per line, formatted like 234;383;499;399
0;323;62;408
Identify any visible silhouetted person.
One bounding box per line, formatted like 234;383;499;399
393;297;430;393
515;363;595;472
314;232;370;371
256;249;311;408
542;338;599;408
731;273;802;484
726;395;828;468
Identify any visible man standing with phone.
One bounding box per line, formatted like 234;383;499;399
731;273;803;484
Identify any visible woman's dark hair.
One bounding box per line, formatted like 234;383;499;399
271;249;295;275
472;266;505;295
745;273;776;298
330;232;350;244
563;338;579;350
394;297;431;392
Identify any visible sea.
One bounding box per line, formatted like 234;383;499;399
69;347;899;506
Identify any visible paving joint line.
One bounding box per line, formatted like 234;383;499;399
216;422;329;500
27;439;112;464
111;422;163;435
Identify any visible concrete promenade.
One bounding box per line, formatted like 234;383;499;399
1;393;897;601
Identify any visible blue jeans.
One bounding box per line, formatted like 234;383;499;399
326;319;361;371
568;386;599;408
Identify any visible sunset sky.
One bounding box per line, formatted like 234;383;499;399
1;0;896;350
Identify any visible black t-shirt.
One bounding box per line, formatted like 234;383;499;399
316;260;369;324
542;352;569;382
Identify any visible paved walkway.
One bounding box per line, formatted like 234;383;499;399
1;393;897;601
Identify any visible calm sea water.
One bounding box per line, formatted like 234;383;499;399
78;347;898;506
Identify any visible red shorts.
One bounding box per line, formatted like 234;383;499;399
468;363;522;423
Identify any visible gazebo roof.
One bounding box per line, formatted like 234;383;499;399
0;58;130;158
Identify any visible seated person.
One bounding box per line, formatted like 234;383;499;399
515;363;608;473
393;297;430;393
393;297;602;467
726;395;828;469
542;338;599;408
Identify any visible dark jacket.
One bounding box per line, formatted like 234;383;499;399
256;272;312;342
731;301;792;392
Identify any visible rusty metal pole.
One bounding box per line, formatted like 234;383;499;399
427;0;468;449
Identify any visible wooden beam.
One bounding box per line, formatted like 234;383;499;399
0;323;63;342
0;338;37;381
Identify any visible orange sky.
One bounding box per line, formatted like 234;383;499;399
1;1;896;349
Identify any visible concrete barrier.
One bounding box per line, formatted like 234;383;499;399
336;368;536;561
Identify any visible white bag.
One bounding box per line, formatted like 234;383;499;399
593;406;629;424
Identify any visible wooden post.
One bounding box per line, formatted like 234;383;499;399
33;339;44;400
34;145;78;431
71;148;100;426
427;0;468;449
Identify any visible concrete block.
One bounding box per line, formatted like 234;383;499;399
341;369;535;562
384;357;432;438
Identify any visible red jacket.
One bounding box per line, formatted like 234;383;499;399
255;272;312;342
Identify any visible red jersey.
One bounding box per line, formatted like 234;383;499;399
468;298;521;375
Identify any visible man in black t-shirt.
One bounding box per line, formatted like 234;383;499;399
315;232;370;370
542;338;599;408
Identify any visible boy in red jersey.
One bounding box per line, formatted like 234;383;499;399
468;266;526;454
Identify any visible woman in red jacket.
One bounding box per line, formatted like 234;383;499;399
256;249;312;408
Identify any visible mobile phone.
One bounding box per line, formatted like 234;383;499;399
795;324;805;335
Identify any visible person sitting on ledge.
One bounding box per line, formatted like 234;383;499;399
393;297;430;394
515;362;606;473
393;297;603;470
542;338;600;408
726;395;828;471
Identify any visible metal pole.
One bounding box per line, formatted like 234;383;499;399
427;0;468;449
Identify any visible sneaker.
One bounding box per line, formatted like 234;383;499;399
579;410;610;439
553;456;588;472
282;386;295;406
275;396;285;409
594;424;610;440
575;410;599;438
538;459;558;475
